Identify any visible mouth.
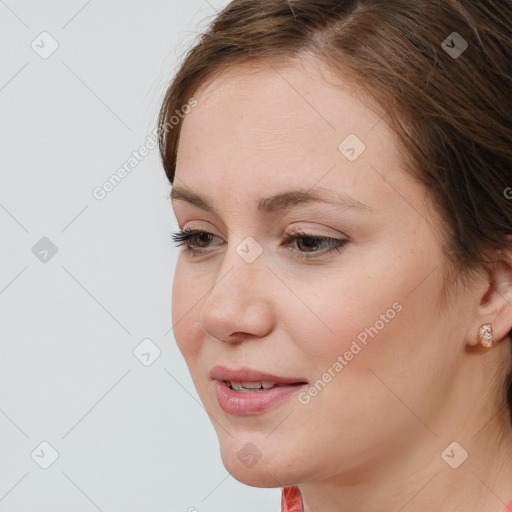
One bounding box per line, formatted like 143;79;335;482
222;380;307;392
212;379;308;416
209;364;308;387
209;366;309;416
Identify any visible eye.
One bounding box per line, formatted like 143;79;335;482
170;227;348;260
170;228;223;252
282;226;348;260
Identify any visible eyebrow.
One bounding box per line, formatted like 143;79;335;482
170;185;373;214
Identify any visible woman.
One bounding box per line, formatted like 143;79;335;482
158;1;512;510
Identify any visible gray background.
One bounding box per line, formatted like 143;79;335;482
0;1;281;510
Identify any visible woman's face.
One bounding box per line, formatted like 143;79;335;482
170;56;474;487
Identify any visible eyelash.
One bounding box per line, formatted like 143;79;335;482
169;226;348;260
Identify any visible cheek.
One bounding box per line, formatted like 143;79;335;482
289;265;445;430
171;259;203;360
288;275;405;363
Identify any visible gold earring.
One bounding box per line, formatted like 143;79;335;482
478;323;494;348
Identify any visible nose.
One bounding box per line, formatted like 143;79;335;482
198;247;275;344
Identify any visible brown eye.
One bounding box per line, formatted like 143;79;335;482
282;228;349;260
170;229;223;251
295;236;322;252
170;228;348;260
194;232;214;248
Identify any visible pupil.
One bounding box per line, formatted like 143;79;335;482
198;233;211;246
299;236;318;250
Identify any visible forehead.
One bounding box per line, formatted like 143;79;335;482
175;55;409;212
180;56;381;150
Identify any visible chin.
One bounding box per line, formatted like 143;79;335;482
217;436;300;488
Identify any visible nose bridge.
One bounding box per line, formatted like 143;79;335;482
211;232;267;299
199;237;273;340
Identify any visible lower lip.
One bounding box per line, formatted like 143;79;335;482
213;380;307;416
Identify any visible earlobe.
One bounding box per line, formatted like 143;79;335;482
475;255;512;348
478;323;494;349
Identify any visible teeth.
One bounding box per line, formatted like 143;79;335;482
227;380;278;391
241;381;262;389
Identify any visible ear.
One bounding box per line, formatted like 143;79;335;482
470;248;512;347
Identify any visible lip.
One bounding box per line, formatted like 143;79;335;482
212;379;307;416
209;365;308;385
209;365;308;416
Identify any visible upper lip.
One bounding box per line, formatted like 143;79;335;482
209;365;308;384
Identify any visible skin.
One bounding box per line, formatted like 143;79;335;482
169;53;512;512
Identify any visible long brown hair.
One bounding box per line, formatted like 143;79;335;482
157;0;512;423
